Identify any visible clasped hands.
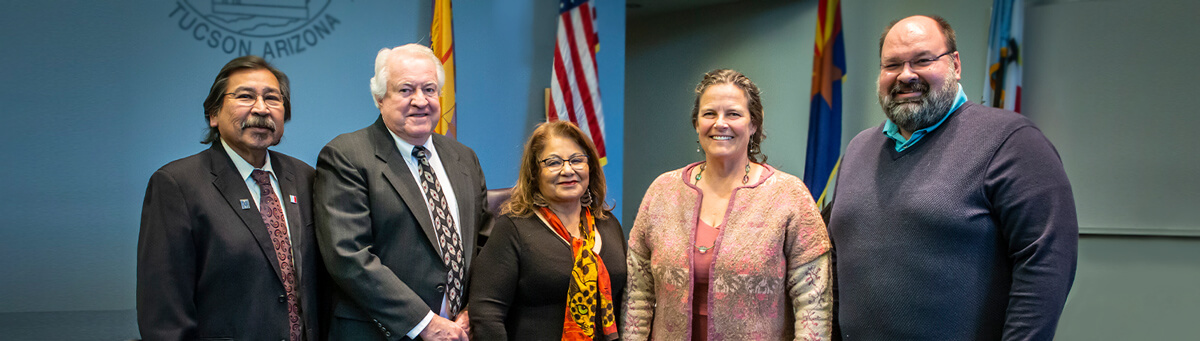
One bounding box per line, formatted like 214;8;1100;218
419;309;471;341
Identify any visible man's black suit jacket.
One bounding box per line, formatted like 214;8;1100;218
314;118;489;340
137;143;326;340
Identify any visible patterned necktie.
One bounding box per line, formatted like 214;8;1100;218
412;146;466;316
250;170;302;341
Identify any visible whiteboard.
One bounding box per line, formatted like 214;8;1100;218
1023;0;1200;236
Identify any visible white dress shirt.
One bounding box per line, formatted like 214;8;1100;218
221;140;293;245
387;131;463;338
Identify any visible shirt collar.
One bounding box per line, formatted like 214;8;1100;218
387;129;438;162
221;138;274;181
882;84;968;149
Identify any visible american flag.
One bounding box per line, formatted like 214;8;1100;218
548;0;606;165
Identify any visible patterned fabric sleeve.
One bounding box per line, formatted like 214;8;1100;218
789;253;832;341
622;235;655;341
622;173;672;341
785;177;832;341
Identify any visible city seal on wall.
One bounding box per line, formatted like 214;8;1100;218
169;0;340;59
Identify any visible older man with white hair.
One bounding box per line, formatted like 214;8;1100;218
315;43;489;341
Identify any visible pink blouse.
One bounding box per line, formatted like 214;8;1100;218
692;220;719;340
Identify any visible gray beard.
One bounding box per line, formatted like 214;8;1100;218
879;75;958;133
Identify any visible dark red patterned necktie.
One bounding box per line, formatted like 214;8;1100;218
250;170;301;341
412;146;465;316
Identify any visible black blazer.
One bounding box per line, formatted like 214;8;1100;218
137;143;326;340
314;118;489;340
469;213;627;340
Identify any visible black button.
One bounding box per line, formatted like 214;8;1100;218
436;284;446;293
278;294;286;303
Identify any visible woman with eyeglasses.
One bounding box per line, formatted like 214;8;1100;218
470;121;626;341
623;69;832;340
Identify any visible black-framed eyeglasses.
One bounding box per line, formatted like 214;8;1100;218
880;50;955;73
224;91;284;108
539;153;588;171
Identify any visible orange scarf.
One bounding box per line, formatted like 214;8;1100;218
539;207;618;340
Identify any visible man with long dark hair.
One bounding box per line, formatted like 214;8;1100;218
137;55;326;341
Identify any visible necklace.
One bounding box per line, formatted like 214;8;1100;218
694;163;749;253
696;223;720;253
694;162;751;185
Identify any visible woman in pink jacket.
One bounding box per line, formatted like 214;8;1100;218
623;69;832;341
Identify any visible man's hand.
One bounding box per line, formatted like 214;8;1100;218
418;315;468;341
454;309;471;337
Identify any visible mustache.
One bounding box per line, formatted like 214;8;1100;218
889;80;930;101
242;115;276;132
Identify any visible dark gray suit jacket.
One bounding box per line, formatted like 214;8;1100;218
137;143;326;341
314;118;488;340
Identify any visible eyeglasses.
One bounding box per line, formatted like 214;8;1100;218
539;154;588;171
225;91;284;108
880;51;955;73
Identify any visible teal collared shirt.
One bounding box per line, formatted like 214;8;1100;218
883;85;969;151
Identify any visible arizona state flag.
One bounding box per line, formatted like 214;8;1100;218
431;0;458;138
804;0;845;204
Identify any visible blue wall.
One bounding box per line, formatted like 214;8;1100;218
0;0;624;314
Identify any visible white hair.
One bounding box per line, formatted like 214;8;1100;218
369;43;446;108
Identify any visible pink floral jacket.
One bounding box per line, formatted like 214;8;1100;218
623;162;831;341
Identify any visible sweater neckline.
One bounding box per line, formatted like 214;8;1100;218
884;101;973;161
680;161;774;191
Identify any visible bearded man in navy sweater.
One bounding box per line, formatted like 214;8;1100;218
827;15;1077;341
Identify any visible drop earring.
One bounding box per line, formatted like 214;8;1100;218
580;190;594;207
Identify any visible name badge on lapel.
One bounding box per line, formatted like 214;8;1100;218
240;199;251;210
